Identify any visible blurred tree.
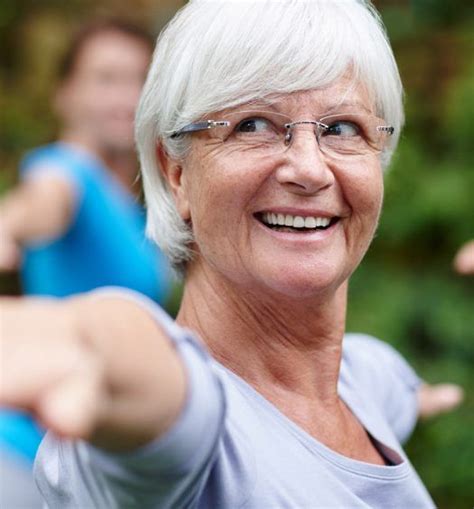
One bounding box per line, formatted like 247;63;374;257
350;3;474;507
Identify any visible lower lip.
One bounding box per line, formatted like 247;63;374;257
254;217;341;243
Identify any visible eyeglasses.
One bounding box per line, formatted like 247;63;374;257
170;110;394;160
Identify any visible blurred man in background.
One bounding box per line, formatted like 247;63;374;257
0;19;171;507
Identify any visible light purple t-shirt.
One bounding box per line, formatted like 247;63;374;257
34;289;435;508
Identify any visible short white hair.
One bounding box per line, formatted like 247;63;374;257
135;0;404;275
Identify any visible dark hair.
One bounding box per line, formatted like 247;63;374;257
57;19;154;82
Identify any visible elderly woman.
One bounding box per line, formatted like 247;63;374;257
0;1;463;507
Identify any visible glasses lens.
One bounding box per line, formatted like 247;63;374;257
214;110;291;155
318;113;388;158
208;110;392;159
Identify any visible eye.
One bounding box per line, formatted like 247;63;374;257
235;117;274;134
324;121;360;137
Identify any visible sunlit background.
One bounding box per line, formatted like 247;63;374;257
1;1;473;507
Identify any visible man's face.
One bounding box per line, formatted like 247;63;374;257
56;30;151;154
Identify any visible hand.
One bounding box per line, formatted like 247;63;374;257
0;219;22;271
0;297;106;440
453;240;474;275
0;294;186;451
417;383;464;419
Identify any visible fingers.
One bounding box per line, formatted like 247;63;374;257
0;238;21;271
0;298;106;440
418;383;464;419
1;340;105;440
37;358;106;440
453;240;474;275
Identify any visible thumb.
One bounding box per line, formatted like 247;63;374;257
37;361;106;440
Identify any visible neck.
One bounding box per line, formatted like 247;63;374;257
177;262;348;407
60;130;138;194
178;263;390;466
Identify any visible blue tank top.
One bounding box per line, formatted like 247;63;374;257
20;142;171;301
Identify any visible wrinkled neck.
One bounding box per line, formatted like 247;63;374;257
177;261;348;404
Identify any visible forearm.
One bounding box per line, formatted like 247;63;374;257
0;292;187;453
34;292;226;509
70;293;187;452
0;176;75;244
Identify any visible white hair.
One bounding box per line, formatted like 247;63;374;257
135;0;404;275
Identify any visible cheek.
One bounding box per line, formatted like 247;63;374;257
336;161;384;261
344;161;384;220
367;172;384;222
189;171;244;242
188;180;239;272
186;154;269;259
356;180;384;260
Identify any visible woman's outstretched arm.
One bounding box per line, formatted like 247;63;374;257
0;292;187;452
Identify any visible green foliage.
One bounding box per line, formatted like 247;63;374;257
347;5;474;507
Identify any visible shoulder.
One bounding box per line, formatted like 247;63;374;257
342;333;420;387
342;333;404;368
22;143;70;170
342;333;422;443
20;143;97;182
20;144;99;200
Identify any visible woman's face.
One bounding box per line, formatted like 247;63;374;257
172;80;384;299
56;31;151;154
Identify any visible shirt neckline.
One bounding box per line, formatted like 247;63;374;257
216;362;411;481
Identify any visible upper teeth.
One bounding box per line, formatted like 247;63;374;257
262;213;331;229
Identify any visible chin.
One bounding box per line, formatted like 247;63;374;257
255;263;347;301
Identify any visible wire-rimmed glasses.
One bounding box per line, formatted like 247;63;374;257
170;110;394;160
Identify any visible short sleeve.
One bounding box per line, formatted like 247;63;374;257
34;288;226;509
342;334;422;444
20;146;84;209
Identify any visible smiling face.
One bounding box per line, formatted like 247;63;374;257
166;80;384;299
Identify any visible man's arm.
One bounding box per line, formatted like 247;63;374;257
453;240;474;275
0;173;76;270
417;383;464;420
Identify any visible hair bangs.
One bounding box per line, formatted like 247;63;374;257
176;1;358;125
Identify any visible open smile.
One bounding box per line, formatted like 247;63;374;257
255;211;340;233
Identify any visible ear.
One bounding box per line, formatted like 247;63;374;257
156;142;191;221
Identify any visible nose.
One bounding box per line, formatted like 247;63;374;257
275;126;335;195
